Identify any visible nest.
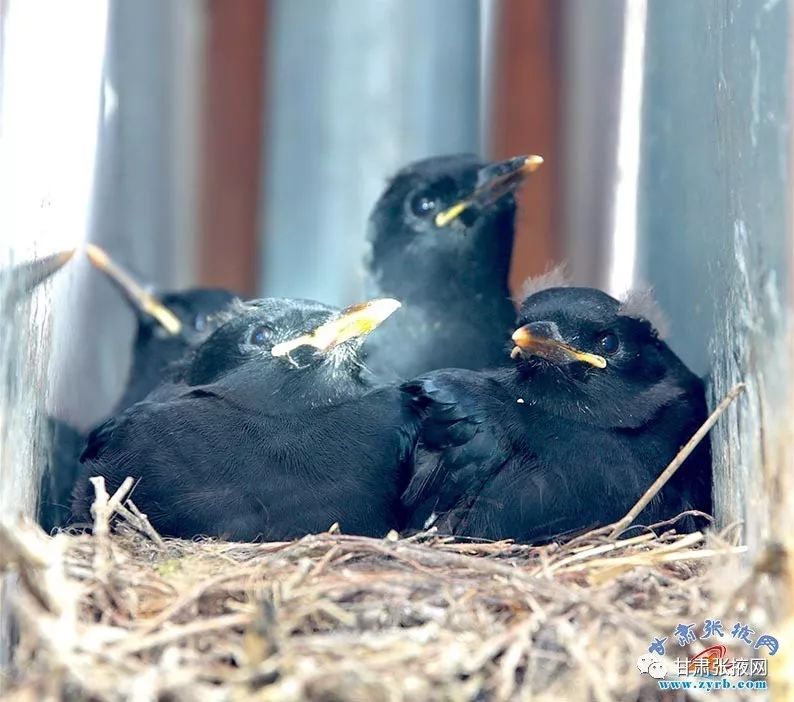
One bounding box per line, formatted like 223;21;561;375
0;384;776;701
1;482;762;702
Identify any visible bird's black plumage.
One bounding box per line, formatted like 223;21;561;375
363;154;539;379
114;287;239;409
402;286;711;543
71;298;417;541
38;288;240;531
85;244;241;410
38;288;239;531
38;246;239;530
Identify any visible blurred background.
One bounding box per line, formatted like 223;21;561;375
0;0;791;543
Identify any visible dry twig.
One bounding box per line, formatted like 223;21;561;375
608;383;745;538
2;513;760;702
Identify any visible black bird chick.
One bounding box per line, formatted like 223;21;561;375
39;247;239;531
364;153;542;379
402;286;711;543
71;296;417;541
0;249;75;307
86;245;239;409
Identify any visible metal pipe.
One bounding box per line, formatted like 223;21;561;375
260;0;481;306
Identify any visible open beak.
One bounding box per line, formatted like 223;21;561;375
1;249;75;298
272;298;401;357
511;321;607;369
85;244;182;336
434;154;543;228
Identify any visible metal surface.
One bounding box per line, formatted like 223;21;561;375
260;0;482;306
0;0;108;674
561;0;628;290
52;0;205;428
638;0;790;541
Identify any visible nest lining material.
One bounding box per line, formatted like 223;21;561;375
1;490;755;702
0;382;769;702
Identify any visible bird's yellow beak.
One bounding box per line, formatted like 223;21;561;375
434;154;543;228
85;244;183;336
511;322;607;369
272;298;401;357
1;249;75;297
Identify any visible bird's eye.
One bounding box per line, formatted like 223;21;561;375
598;332;620;355
410;192;438;217
193;313;207;332
249;325;274;346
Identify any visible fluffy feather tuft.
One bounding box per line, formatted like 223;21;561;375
618;287;669;337
517;262;571;301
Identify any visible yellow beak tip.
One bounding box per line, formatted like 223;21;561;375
272;297;402;358
56;249;76;266
590;355;608;369
511;328;529;345
523;154;544;172
377;298;402;316
83;243;183;336
84;243;109;268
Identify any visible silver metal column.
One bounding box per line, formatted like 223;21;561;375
0;0;109;673
561;0;629;290
53;0;205;429
637;0;790;542
260;0;482;306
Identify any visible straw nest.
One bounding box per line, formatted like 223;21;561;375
0;384;778;702
2;477;769;702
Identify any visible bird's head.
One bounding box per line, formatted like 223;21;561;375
86;244;238;345
156;288;240;341
510;287;696;428
184;296;401;391
366;154;542;300
1;249;75;306
86;244;241;407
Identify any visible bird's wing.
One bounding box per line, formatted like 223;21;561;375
73;388;241;531
75;380;415;540
400;369;511;530
73;402;153;517
80;410;128;463
80;384;208;464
